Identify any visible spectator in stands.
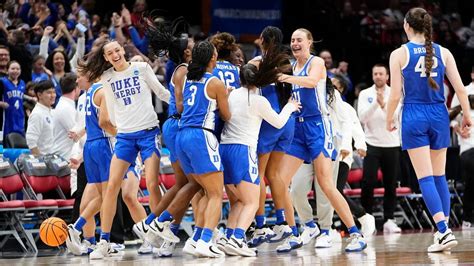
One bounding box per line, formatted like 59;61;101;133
53;73;79;160
23;81;37;121
3;29;33;83
131;0;148;37
31;55;51;83
357;64;401;233
319;50;336;78
26;80;56;155
0;45;9;77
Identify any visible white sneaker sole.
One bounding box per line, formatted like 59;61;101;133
428;239;458;253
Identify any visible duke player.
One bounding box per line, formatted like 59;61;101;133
142;18;202;257
277;28;366;252
210;32;241;90
219;46;300;257
81;40;170;259
0;61;26;141
248;26;295;248
386;8;472;252
66;66;152;256
170;41;230;258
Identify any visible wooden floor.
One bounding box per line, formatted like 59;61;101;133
1;230;474;265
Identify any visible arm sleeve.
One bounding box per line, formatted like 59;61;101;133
26;113;42;149
101;77;117;126
39;35;50;59
70;36;85;73
251;97;296;129
334;92;352;151
144;63;170;103
357;89;379;124
348;105;367;151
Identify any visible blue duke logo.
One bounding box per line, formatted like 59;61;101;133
111;76;141;106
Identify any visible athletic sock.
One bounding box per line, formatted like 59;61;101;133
85;236;96;245
100;232;110;242
233;228;245;239
290;226;299;237
256;215;265;229
305;220;316;228
144;213;156;225
192;227;203;242
419;176;446;232
348;226;360;235
225;228;234;239
433;175;451;218
170;223;180;236
321;229;330;235
157;210;173;223
436;220;448;234
73;216;86;231
200;228;214;243
276;209;286;224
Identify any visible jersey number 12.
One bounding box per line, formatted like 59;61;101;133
414;56;438;78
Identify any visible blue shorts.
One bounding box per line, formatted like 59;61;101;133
115;127;161;164
125;163;139;179
220;144;260;185
162;118;179;163
287;116;337;163
176;128;223;175
84;138;113;184
401;103;450;150
257;117;295;155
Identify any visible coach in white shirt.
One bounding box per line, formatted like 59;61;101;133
26;80;56;155
357;64;401;233
53;73;79;160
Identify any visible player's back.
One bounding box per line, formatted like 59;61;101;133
179;73;217;130
402;42;445;104
85;83;107;141
213;60;240;89
167;63;188;117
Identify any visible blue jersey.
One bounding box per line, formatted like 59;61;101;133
260;84;280;113
402;42;445;104
85;83;107;141
31;72;49;83
167;63;187;117
213;61;240;89
180;73;218;130
292;56;329;118
1;78;25;136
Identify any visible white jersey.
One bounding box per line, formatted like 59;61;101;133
221;87;297;147
101;62;170;133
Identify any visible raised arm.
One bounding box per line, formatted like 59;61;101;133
144;63;170;103
386;47;404;131
253;96;299;129
278;57;325;88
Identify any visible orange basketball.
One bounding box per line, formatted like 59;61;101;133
39;217;68;247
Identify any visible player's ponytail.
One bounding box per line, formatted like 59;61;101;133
79;39;114;82
146;16;189;64
422;13;438;89
187;41;214;81
405;8;439;90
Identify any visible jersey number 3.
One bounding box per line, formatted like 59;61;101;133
187;85;198;106
414;56;438;78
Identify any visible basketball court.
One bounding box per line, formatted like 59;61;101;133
1;230;473;265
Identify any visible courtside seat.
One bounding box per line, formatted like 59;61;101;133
160;174;176;190
56;199;75;208
24;175;59;194
0;200;25;209
22;199;58;209
0;174;24;194
57;175;71;195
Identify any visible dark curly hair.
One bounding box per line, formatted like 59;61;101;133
210;32;238;62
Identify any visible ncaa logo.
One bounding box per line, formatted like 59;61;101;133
134;69;139;76
368;97;373;103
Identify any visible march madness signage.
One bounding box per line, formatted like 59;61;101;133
210;0;282;41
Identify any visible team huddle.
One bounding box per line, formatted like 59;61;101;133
64;7;472;259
